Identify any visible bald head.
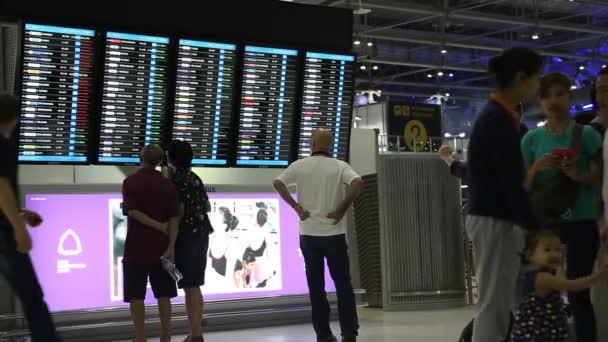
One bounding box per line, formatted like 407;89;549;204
140;144;164;167
311;128;333;154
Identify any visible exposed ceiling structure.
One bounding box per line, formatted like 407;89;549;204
291;0;608;103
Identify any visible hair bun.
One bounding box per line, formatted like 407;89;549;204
489;55;503;73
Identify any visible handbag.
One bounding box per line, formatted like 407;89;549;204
529;124;582;228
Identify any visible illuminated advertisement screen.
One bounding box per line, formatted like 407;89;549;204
172;40;237;166
18;24;95;163
298;52;355;161
26;192;333;312
236;46;298;167
97;32;170;164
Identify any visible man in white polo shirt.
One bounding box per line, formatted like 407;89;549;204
273;129;364;342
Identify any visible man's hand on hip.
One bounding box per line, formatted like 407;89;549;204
21;209;43;228
327;209;347;225
294;204;310;221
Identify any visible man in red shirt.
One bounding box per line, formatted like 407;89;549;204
122;144;180;342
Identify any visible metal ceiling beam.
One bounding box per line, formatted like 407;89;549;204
356;78;493;91
358;32;608;61
368;90;484;101
359;2;608;35
359;0;508;35
361;58;486;72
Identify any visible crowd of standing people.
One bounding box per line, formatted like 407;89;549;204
442;48;608;342
5;44;608;342
0;90;362;342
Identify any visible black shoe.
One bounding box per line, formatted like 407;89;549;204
341;335;357;342
317;336;337;342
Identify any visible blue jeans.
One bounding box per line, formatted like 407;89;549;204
300;234;359;338
0;247;61;342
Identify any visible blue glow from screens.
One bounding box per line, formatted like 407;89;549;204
179;40;236;51
18;156;87;162
98;157;140;164
245;46;298;56
25;24;95;37
107;32;169;44
192;159;228;165
306;52;355;62
236;160;289;166
583;104;594;110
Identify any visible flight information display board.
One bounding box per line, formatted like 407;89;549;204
172;40;237;166
97;32;169;164
236;46;298;167
18;24;95;163
298;52;355;160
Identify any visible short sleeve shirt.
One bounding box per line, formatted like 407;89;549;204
171;168;212;235
122;168;180;264
521;125;602;221
276;156;360;236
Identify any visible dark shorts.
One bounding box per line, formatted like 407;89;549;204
175;231;210;289
123;262;177;302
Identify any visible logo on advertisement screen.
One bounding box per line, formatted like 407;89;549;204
57;228;87;274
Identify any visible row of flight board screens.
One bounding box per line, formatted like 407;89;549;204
18;23;355;167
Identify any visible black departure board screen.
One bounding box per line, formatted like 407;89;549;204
298;52;355;160
97;32;169;164
172;39;237;166
236;46;298;167
18;24;95;163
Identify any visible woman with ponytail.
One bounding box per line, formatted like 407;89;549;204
466;48;543;342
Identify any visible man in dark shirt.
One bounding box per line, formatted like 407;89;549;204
0;94;61;341
122;144;180;342
167;140;213;342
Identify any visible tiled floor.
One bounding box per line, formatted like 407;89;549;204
116;307;475;342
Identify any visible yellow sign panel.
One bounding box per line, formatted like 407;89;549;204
403;120;428;151
393;105;411;117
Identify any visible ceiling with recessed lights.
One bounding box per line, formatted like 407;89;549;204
289;0;608;131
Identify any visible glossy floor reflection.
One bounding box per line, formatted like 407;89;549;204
117;307;475;342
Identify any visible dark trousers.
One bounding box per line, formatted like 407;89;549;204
0;248;61;342
557;221;599;342
300;234;359;338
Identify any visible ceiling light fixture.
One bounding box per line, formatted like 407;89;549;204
360;65;367;70
372;65;379;70
367;41;373;47
441;49;448;54
531;33;540;40
579;65;585;71
570;85;577;90
437;71;444;77
445;93;450;97
353;0;372;15
603;65;607;69
354;40;361;46
449;73;454;77
427;74;433;78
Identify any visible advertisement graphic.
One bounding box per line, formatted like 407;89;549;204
26;192;333;312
